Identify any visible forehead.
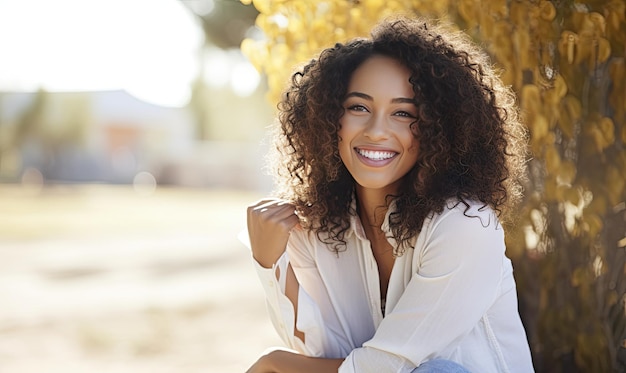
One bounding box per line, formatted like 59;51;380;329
347;55;413;96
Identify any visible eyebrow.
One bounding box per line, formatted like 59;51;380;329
345;91;415;104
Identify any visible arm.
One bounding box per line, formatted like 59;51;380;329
246;199;340;372
247;349;343;373
247;199;346;368
247;199;305;342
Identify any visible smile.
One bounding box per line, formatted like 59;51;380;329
355;148;398;161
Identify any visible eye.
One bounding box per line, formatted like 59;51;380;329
347;104;369;112
394;110;416;118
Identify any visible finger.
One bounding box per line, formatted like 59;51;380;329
248;199;288;218
281;212;301;232
251;199;293;212
249;201;296;220
250;207;300;234
248;197;286;209
266;203;298;219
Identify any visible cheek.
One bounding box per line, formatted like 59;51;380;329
337;120;347;143
406;139;420;166
338;139;350;161
405;131;419;154
336;131;350;162
337;120;354;149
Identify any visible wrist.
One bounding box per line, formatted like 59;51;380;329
253;252;280;269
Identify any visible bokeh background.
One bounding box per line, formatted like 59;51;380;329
0;0;625;372
0;1;280;372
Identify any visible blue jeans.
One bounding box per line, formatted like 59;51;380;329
411;359;471;373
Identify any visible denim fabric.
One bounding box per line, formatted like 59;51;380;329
411;359;471;373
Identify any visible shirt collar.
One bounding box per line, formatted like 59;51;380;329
347;196;397;243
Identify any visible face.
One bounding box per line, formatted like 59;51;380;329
338;55;419;195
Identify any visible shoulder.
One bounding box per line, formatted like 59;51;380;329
433;199;499;227
285;226;322;264
410;199;506;278
422;199;503;243
287;226;317;249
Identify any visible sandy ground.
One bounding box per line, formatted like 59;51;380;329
0;184;283;373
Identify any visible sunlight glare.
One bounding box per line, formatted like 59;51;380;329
0;0;203;107
231;61;261;97
203;47;261;97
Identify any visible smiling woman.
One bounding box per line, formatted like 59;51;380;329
0;0;203;107
244;16;534;373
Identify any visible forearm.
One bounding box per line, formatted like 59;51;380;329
249;349;344;373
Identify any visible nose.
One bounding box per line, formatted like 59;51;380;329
363;114;389;140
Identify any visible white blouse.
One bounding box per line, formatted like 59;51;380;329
250;200;534;373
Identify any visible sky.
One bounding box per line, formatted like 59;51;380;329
0;0;207;107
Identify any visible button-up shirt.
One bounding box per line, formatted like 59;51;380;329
251;200;534;372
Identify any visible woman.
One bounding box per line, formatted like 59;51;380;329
245;16;534;373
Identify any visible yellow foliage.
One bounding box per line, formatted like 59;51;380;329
598;117;616;147
559;31;579;65
532;115;550;146
539;1;556;21
544;145;561;174
571;266;588;287
552;74;568;101
458;0;478;28
544;174;559;201
605;165;625;205
583;213;603;237
586;192;608;216
558;160;577;186
521;84;542;114
584;117;616;154
558;95;582;139
605;0;626;40
564;185;582;206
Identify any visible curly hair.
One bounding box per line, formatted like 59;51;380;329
270;17;527;255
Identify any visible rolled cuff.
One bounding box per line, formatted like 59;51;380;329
339;346;415;373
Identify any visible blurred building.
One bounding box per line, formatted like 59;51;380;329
0;89;272;191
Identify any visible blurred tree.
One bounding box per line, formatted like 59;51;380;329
188;75;211;140
182;0;260;140
240;0;626;371
14;89;49;146
184;0;259;49
13;90;91;181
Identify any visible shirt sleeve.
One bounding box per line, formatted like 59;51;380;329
252;231;338;357
340;204;506;372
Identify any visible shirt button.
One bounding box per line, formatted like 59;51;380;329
269;281;274;287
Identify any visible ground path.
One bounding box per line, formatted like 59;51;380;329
0;185;281;372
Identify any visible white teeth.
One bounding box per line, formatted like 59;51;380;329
356;148;396;160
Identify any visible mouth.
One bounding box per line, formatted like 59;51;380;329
355;148;398;161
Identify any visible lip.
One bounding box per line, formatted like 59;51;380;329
354;147;398;167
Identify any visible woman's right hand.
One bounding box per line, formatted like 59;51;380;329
247;198;301;268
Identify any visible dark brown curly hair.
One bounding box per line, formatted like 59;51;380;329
270;17;527;255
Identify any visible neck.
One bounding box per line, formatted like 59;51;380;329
355;185;394;229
